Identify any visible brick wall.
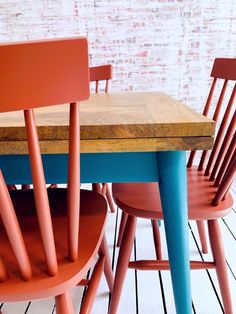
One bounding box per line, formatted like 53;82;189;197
0;0;235;111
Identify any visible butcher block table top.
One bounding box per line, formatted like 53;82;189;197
0;92;214;154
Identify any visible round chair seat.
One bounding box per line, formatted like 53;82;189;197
0;188;107;302
112;167;233;220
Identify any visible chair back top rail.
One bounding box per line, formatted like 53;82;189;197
211;58;236;80
0;37;90;280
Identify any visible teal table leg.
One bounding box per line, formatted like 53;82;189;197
157;151;192;314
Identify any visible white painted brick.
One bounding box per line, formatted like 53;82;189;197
0;0;235;112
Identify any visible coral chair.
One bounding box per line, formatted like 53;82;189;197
109;58;236;314
90;64;112;94
89;65;116;213
116;56;236;253
6;63;114;294
0;37;108;314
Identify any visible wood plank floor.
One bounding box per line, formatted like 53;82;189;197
2;183;236;314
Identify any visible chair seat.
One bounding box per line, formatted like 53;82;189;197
0;188;107;302
112;167;233;220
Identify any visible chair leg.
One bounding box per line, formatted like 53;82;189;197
55;292;74;314
7;185;17;191
99;235;114;292
208;219;233;314
151;219;162;259
21;184;31;190
92;183;102;194
196;220;208;254
116;212;128;247
109;215;137;314
105;184;116;213
80;256;105;314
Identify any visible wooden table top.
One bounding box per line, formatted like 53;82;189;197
0;92;215;154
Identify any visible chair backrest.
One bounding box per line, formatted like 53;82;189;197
187;58;236;205
89;64;112;93
0;38;90;281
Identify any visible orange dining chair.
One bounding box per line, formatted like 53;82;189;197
90;64;112;94
89;65;116;213
109;58;236;314
0;37;109;314
7;63;115;295
115;56;236;254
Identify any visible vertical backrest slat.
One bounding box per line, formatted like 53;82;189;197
205;84;236;176
203;77;218;116
24;109;58;276
105;80;109;93
211;80;228;122
96;81;99;93
214;131;236;187
209;110;236;181
67;102;81;261
197;150;208;172
187;77;217;167
0;170;32;280
212;147;236;206
198;79;228;171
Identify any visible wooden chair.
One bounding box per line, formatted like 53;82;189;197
89;65;116;213
0;37;108;314
7;62;114;294
90;64;112;93
116;56;236;253
109;58;236;314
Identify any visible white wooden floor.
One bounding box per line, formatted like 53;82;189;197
2;183;236;314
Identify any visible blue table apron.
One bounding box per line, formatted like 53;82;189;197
0;150;192;314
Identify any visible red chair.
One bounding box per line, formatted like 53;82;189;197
90;64;112;94
0;37;108;314
109;58;236;314
116;55;236;253
7;63;114;294
89;65;116;213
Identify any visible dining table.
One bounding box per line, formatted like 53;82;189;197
0;92;214;314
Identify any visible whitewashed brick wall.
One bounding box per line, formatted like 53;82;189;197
0;0;235;111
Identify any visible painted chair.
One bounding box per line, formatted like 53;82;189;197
6;63;114;294
90;64;112;94
116;55;236;253
89;65;116;213
0;37;108;314
109;58;236;314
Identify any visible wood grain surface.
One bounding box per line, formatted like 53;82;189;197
0;92;215;154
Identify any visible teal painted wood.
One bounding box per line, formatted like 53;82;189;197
157;151;192;314
0;152;159;184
